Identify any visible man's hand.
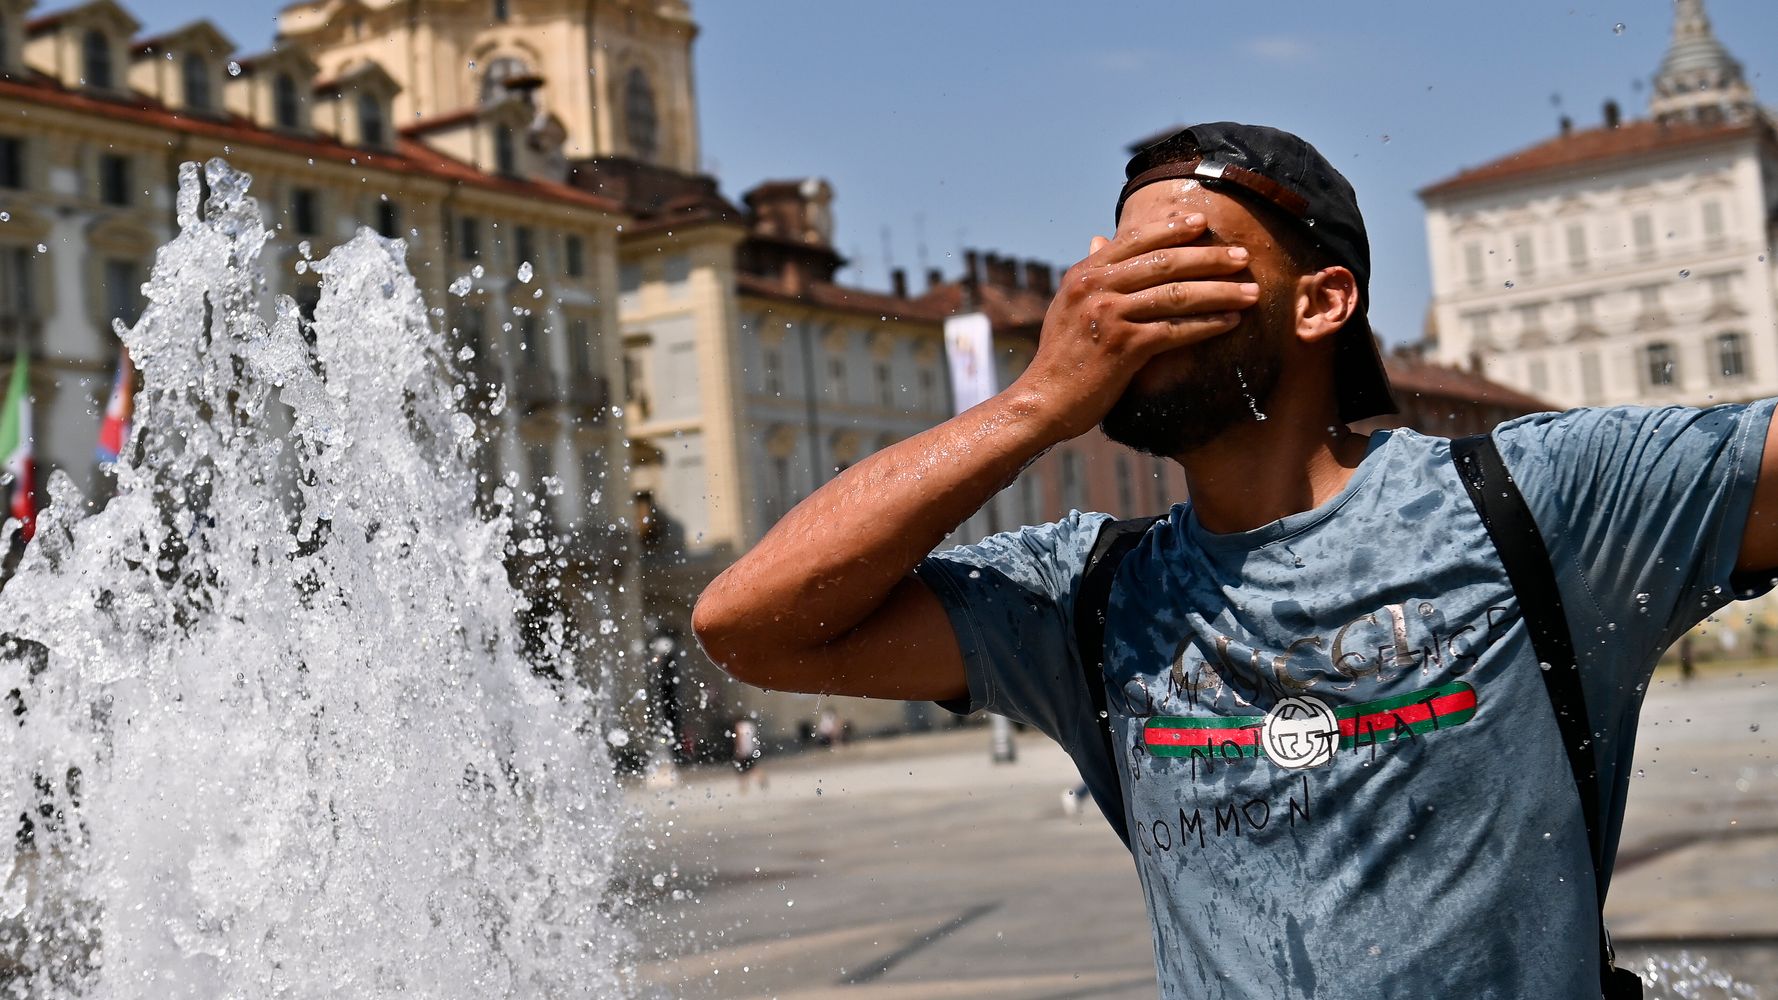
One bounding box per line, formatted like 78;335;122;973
1013;214;1261;441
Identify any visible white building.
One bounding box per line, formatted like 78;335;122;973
1420;0;1778;409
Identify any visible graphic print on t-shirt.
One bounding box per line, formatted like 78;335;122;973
1141;681;1479;770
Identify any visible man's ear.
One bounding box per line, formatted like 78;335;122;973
1295;266;1360;344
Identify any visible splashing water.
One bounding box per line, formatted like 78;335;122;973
1636;951;1762;999
0;161;630;997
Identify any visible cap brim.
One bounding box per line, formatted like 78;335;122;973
1335;314;1398;424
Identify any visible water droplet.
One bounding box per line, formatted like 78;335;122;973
1380;134;1391;144
34;243;47;254
1613;22;1625;35
516;261;534;283
651;873;666;888
227;60;242;76
0;211;9;222
449;274;473;297
1539;661;1553;672
470;264;485;279
1678;268;1691;278
450;412;476;438
1752;723;1762;733
1542;831;1552;840
1635;592;1650;604
1503;279;1515;288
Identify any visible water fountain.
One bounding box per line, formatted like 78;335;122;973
0;160;630;998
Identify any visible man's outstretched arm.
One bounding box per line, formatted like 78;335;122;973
692;216;1259;701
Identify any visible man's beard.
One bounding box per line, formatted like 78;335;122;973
1099;313;1285;458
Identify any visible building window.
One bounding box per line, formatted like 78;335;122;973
480;57;527;104
492;0;509;21
517;313;542;366
1565;223;1587;268
0;248;36;351
183;53;212;110
564;235;585;277
663;254;690;299
1462;242;1485;287
457;216;481;259
274;73;301;129
1060;451;1085;511
357;93;386;147
1115;454;1134;515
1644;341;1677;388
1716;332;1747;379
494;127;517;176
623;67;659;162
1513;303;1545;341
618;262;641;294
83;29;112;89
568;316;598;374
918;368;938;411
514;225;534;268
1526;357;1549;394
98;154;130;206
1464;310;1494;349
828;358;845;402
762;348;783;395
0;136;22;189
1631;213;1655;258
1578;350;1603;403
769;456;792;522
1702;200;1725;246
290;187;318;235
375;199;399;238
102;259;141;326
874;362;892;407
1513;232;1534;275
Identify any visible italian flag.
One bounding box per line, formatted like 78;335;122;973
0;352;35;541
97;349;135;464
1144;681;1479;759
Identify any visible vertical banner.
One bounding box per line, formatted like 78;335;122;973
943;312;996;414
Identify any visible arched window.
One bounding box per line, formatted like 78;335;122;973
493;127;516;176
623;67;658;162
479;57;527;105
357;93;385;147
183;53;212;110
82;29;112;89
273;73;301;129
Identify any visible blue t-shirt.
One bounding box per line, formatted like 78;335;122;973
915;403;1773;999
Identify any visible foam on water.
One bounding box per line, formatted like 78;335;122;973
0;161;629;997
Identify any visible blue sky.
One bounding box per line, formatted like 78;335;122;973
121;0;1776;345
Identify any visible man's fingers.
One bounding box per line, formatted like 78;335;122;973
1090;214;1211;265
1089;235;1110;255
1120;280;1261;322
1127;312;1244;351
1102;245;1251;293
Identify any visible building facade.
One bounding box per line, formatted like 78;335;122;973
1421;0;1778;410
0;0;638;691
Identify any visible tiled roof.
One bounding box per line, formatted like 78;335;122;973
0;70;623;215
735;273;948;323
915;280;1050;332
1382;355;1554;412
1419;117;1768;198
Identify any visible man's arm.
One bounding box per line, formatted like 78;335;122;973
692;215;1260;700
1737;417;1778;575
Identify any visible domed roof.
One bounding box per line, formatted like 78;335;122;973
1649;0;1756;124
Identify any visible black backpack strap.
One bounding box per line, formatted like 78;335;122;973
1451;434;1641;999
1073;514;1163;849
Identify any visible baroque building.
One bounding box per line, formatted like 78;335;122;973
1420;0;1778;408
0;0;637;690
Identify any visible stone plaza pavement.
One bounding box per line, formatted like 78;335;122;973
623;666;1778;999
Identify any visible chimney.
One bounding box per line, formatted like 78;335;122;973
984;253;1020;291
1603;99;1621;129
925;267;944;291
964;250;982;289
1024;260;1054;297
890;268;908;299
1559;115;1573;136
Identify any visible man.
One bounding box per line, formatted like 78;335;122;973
692;122;1778;998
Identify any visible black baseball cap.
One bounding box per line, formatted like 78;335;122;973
1115;122;1397;423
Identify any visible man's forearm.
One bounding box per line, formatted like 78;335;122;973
694;384;1064;662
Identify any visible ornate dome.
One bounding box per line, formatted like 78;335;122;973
1649;0;1757;124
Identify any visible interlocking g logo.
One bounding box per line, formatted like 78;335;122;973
1260;696;1340;770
